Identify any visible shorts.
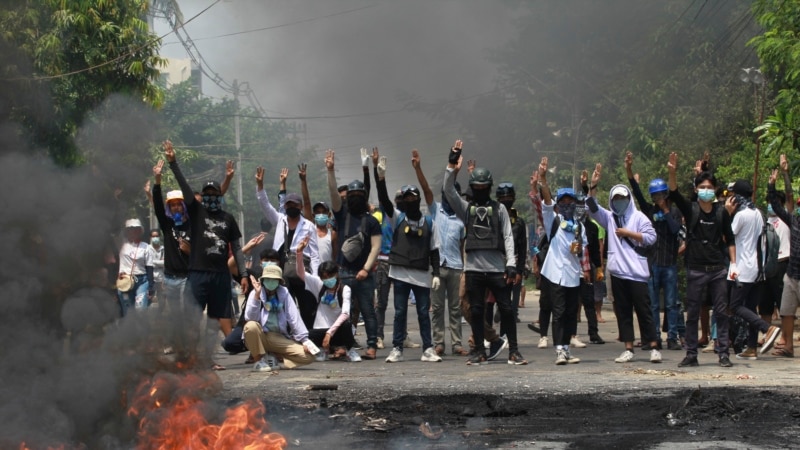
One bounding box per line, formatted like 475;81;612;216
189;271;233;319
779;275;800;317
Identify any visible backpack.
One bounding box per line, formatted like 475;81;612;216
759;221;781;279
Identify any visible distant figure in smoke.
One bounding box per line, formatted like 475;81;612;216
165;141;249;370
116;218;154;316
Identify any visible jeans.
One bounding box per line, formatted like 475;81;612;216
579;267;599;337
649;265;679;341
162;275;189;312
685;269;729;356
340;268;377;349
431;266;465;351
465;271;517;353
391;279;433;350
117;276;149;317
511;282;522;321
374;260;391;340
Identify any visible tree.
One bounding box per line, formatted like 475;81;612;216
0;0;164;166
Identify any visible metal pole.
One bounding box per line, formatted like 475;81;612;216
233;80;245;242
752;83;765;203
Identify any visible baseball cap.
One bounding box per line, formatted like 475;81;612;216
166;190;184;202
610;186;630;198
731;179;753;198
202;181;221;193
312;201;330;212
125;218;142;228
285;193;303;206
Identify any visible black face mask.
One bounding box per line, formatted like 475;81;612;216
347;195;368;215
404;199;421;220
286;207;301;218
441;197;454;215
500;200;514;211
395;199;407;213
472;188;490;204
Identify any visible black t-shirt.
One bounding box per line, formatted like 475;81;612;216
333;208;381;271
583;218;602;268
187;203;242;273
671;190;733;267
152;184;191;277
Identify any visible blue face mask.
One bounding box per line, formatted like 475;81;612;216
202;194;222;212
697;188;716;202
262;261;278;269
611;198;630;215
262;279;280;292
315;214;329;226
322;276;338;289
767;205;775;216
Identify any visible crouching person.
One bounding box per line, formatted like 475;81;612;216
244;265;316;372
295;238;360;362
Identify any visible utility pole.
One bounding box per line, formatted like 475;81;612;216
233;79;245;242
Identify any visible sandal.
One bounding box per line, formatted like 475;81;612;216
771;348;794;358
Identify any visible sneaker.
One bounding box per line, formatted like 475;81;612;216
265;354;280;370
719;354;733;367
466;351;488;366
736;347;758;360
565;351;581;364
615;350;634;363
315;351;328;363
555;349;567;365
678;355;699;367
376;337;384;349
403;336;421;348
667;339;682;351
760;326;781;354
507;350;528;365
421;347;443;362
385;347;403;363
487;335;509;361
570;336;587;348
527;322;542;334
538;336;549;349
650;349;662;363
252;357;272;372
346;348;362;362
589;335;606;344
353;339;364;350
701;339;716;353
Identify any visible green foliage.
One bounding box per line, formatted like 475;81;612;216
0;0;164;166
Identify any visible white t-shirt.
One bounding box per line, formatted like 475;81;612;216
317;228;333;264
118;242;154;276
768;214;791;261
303;273;351;330
729;208;764;283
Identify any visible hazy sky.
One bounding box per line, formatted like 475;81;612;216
155;0;520;191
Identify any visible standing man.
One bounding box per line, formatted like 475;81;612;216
325;149;383;360
443;140;526;366
166;141;249;370
495;182;528;325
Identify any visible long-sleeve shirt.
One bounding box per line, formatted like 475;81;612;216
152;183;190;277
257;188;320;275
629;177;682;267
669;188;734;269
442;167;515;272
587;184;656;283
244;285;309;343
430;200;466;270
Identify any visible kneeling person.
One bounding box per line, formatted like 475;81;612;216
243;265;316;372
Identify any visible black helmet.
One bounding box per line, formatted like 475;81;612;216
495;182;515;198
400;184;421;198
469;167;493;187
347;179;366;194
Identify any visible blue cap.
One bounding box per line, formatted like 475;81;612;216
648;178;668;196
556;188;576;202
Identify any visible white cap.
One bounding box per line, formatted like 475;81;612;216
609;186;629;198
124;218;143;228
166;190;184;202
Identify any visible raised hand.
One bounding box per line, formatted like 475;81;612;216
580;169;588;186
624;151;633;171
325;149;335;171
780;154;789;173
360;148;370;167
538;156;548;181
377;156;387;179
371;147;380;166
298;163;307;181
255;166;265;187
279;167;289;184
769;168;779;185
226;160;235;179
250;275;261;300
296;235;310;254
411;149;421;169
153;159;164;177
467;159;476;174
668;152;678;172
454;139;463;150
143;179;151;195
448;139;463;165
163;140;175;162
591;163;602;186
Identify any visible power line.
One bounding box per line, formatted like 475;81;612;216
1;0;221;82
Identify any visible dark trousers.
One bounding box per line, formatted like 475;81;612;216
729;280;770;349
579;270;599;337
374;260;391;340
685;269;730;356
309;324;355;350
611;275;657;344
538;275;552;336
546;275;580;347
465;272;518;353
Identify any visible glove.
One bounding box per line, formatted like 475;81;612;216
448;147;462;164
431;276;440;290
360;148;370;167
377;156;387;179
504;266;517;281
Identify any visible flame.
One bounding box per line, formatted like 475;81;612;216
129;371;286;450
